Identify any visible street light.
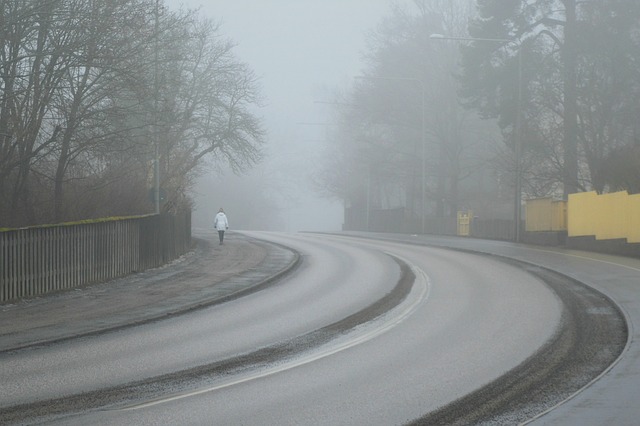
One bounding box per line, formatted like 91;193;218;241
153;0;161;214
354;75;427;234
430;33;523;243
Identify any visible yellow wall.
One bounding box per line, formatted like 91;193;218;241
630;194;640;243
567;191;599;237
568;191;640;243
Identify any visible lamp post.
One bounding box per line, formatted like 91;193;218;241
354;75;427;234
153;0;161;214
430;34;523;242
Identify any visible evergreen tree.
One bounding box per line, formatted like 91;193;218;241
460;0;640;196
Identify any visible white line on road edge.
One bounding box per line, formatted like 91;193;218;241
117;254;431;411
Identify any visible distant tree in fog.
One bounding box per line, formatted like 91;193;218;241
597;141;640;194
318;0;506;229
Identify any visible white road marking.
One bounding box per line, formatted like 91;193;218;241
117;254;430;411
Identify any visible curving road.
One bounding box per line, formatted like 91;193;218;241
0;232;625;425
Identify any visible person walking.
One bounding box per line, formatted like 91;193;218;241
214;208;229;245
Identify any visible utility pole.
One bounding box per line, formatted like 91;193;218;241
153;0;160;214
430;34;523;242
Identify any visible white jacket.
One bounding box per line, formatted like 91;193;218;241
214;212;229;231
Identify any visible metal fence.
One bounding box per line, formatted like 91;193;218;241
0;212;191;303
471;218;518;242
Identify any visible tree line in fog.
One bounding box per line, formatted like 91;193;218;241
0;0;264;228
317;0;640;223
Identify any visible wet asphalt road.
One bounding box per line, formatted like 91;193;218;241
0;231;630;425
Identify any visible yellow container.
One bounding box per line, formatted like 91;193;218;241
526;198;567;232
457;210;472;236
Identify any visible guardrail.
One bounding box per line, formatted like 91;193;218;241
0;212;191;303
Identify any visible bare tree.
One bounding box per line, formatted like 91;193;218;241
0;1;70;224
0;0;265;227
152;13;264;213
48;0;156;221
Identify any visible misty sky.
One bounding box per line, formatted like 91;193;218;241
166;0;394;231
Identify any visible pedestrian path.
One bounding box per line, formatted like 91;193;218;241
0;231;298;352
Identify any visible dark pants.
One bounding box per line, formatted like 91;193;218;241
218;230;225;244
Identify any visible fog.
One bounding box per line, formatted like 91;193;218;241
167;0;392;231
0;1;636;233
